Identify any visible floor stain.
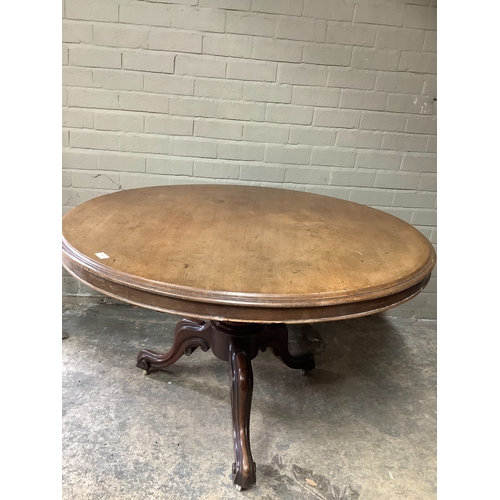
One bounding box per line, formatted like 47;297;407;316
261;455;360;500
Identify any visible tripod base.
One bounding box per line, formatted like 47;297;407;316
137;319;315;490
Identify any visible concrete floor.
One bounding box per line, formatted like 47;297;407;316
62;301;436;500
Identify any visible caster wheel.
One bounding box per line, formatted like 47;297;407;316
301;369;307;376
143;370;149;376
235;485;242;491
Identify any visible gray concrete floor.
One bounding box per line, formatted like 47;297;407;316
62;301;436;500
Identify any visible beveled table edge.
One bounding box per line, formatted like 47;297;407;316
62;238;436;309
63;246;434;324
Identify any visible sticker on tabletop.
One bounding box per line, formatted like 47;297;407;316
95;252;110;259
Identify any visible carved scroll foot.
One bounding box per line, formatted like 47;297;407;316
137;318;212;374
229;348;256;490
259;323;315;373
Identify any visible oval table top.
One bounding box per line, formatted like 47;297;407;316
62;184;436;323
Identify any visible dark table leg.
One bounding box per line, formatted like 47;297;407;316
137;318;314;490
229;347;256;490
260;323;315;374
137;318;212;374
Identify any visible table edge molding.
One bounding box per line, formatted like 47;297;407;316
63;247;434;323
62;238;436;309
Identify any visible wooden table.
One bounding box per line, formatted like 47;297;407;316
62;184;436;490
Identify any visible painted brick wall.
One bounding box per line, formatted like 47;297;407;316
62;0;437;320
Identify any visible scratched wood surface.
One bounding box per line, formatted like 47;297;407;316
62;185;435;321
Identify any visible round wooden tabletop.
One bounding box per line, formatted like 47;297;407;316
62;184;436;323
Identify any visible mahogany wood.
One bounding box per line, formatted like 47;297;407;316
260;323;315;372
62;184;436;490
137;318;211;374
230;349;256;489
62;185;436;323
136;318;313;489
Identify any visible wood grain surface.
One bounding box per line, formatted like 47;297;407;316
62;184;436;322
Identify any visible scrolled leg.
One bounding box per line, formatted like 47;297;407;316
229;348;256;490
137;318;213;374
259;324;315;373
137;318;314;490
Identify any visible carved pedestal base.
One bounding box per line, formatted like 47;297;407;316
137;318;315;490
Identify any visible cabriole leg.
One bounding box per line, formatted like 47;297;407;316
259;323;315;374
137;318;212;374
229;347;256;490
137;318;314;490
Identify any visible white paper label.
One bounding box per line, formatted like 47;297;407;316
95;252;110;259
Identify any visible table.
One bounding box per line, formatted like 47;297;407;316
62;184;436;490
